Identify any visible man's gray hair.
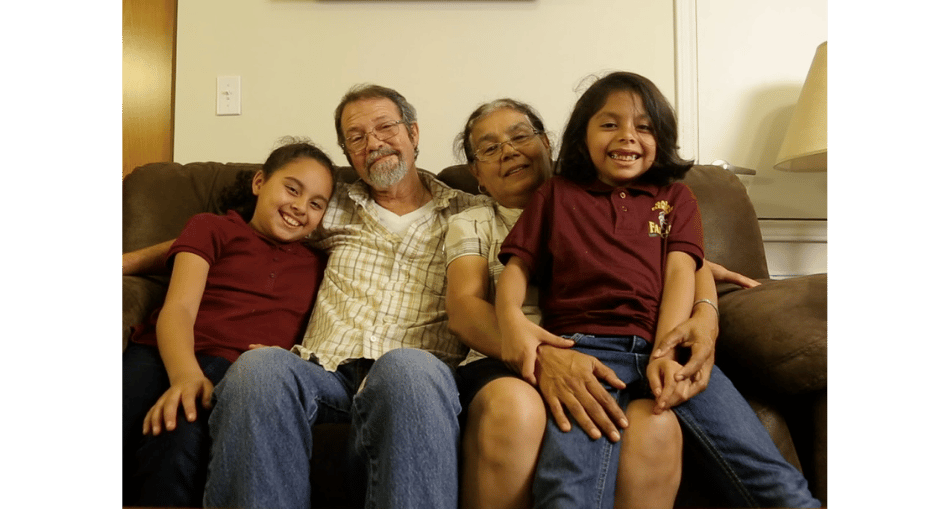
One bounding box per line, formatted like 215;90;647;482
334;83;418;150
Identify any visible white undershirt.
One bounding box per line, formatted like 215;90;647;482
374;199;436;236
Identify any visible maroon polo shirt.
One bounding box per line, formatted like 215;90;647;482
498;176;704;339
131;210;327;363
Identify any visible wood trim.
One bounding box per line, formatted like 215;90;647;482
122;0;177;178
674;0;698;162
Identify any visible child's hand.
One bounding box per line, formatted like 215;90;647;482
142;373;214;436
647;357;695;414
500;312;574;385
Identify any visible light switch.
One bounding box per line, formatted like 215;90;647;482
217;76;241;116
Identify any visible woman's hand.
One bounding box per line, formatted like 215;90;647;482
705;260;760;288
535;345;628;442
142;373;214;436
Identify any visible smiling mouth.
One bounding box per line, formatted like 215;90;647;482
504;164;529;177
281;212;302;227
610;152;640;162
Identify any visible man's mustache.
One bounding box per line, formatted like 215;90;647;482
367;148;399;166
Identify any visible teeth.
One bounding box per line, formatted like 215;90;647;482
611;153;639;161
282;213;300;227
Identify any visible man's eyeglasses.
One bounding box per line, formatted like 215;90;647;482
342;120;406;153
473;129;543;162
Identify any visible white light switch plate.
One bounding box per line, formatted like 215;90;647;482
217;76;241;116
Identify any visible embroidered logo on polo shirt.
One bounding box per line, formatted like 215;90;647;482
649;200;673;238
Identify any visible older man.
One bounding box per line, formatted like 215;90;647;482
200;85;486;509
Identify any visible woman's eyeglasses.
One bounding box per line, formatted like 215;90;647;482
473;129;543;162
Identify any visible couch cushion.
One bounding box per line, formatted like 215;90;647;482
716;273;827;395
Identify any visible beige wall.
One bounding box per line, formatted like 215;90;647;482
174;0;675;174
692;0;827;219
174;0;826;220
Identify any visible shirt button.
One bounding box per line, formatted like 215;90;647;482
619;192;626;198
370;335;378;342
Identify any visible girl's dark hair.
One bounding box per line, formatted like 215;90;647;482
453;98;548;163
556;71;693;186
218;137;336;221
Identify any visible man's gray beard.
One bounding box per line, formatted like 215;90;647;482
367;156;409;189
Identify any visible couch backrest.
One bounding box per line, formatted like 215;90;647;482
123;161;768;279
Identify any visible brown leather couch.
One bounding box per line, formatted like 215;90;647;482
123;161;827;507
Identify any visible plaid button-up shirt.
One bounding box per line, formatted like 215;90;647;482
292;170;487;371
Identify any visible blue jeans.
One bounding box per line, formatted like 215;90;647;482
203;347;462;509
672;365;820;508
532;334;652;509
122;342;232;507
531;335;821;509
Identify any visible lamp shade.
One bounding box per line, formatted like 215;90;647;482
775;41;827;172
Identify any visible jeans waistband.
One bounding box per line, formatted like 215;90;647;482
561;333;651;354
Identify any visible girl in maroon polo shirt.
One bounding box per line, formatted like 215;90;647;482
496;72;703;508
498;73;820;509
122;140;334;507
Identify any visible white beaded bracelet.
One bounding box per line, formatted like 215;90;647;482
693;298;719;317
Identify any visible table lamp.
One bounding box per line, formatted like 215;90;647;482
774;41;827;172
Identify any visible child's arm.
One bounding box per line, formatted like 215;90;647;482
652;263;718;390
143;251;212;435
647;251;697;413
495;256;573;385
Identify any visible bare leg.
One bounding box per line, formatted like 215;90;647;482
461;376;546;509
615;399;682;509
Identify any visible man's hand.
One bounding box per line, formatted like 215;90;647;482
535;345;628;442
142;373;214;436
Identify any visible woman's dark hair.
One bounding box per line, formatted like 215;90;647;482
453;98;548;164
556;71;693;186
218;136;336;221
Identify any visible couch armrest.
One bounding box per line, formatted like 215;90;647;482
715;273;827;395
123;275;169;351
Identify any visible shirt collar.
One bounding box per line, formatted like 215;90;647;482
582;177;659;196
346;169;465;211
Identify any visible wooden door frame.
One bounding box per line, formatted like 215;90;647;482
122;0;177;178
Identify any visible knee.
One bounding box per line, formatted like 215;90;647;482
369;349;457;398
358;349;460;428
625;400;682;460
473;377;546;438
468;378;545;463
214;347;297;406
